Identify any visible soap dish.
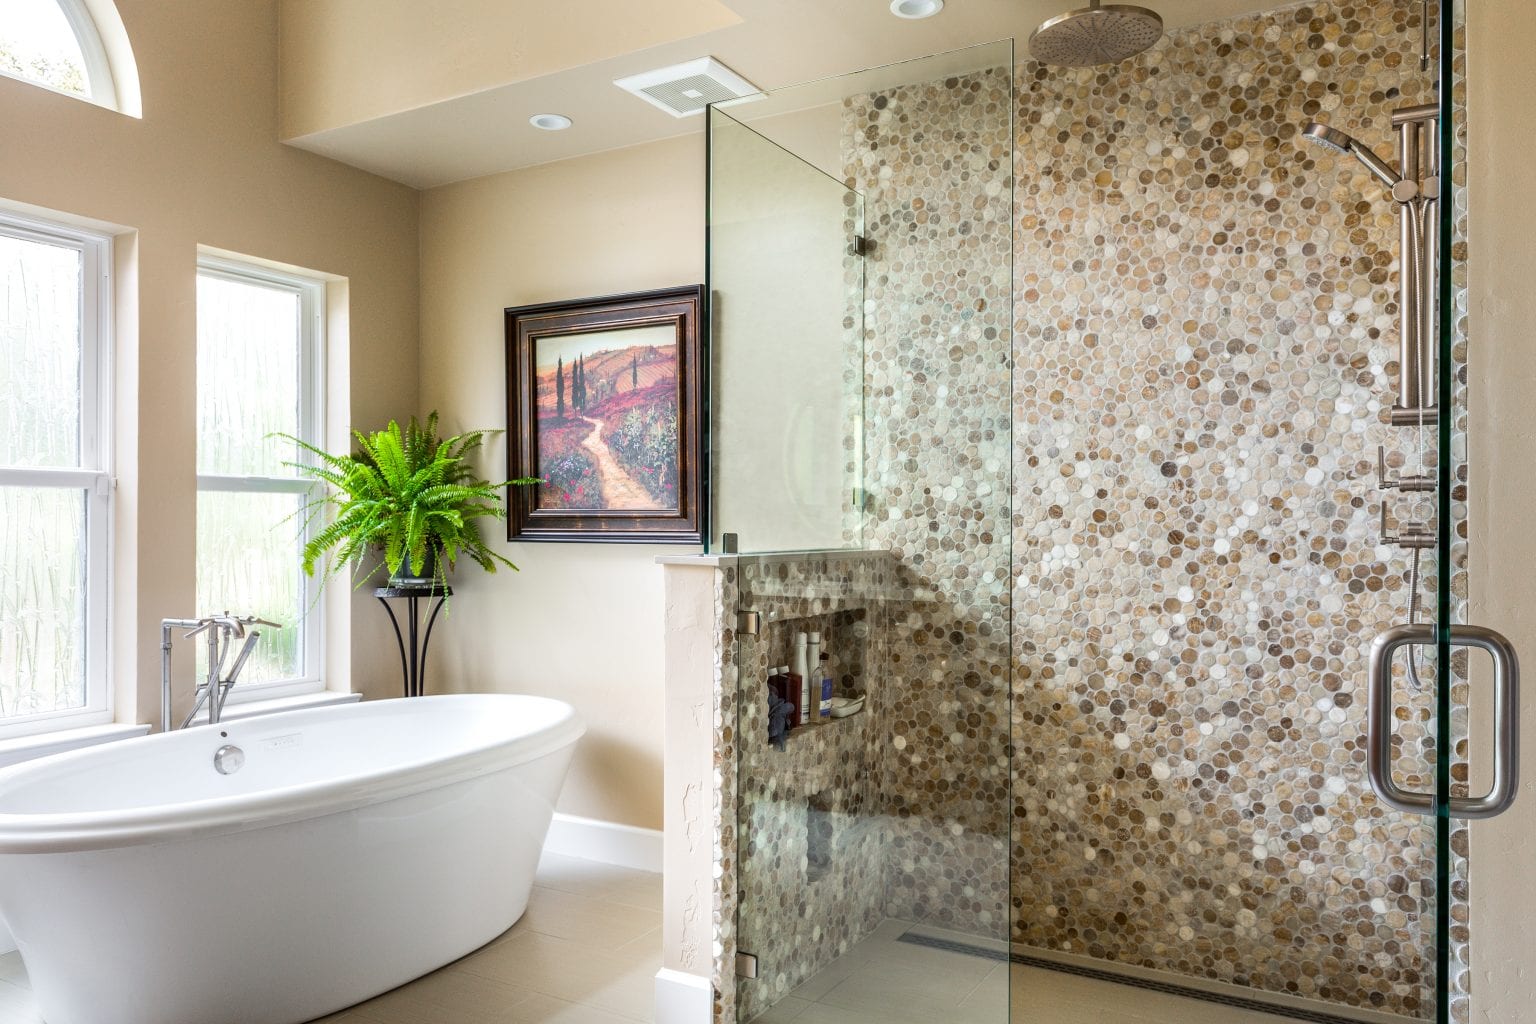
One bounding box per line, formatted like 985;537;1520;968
829;695;866;718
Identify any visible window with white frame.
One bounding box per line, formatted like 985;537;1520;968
0;211;111;735
195;257;324;700
0;0;123;109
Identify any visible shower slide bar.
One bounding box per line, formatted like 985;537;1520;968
1303;103;1440;426
1367;623;1520;819
1387;103;1440;427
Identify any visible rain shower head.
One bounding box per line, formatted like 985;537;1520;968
1302;120;1402;189
1028;0;1163;67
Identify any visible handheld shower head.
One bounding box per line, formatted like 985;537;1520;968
1302;120;1401;189
1302;121;1354;154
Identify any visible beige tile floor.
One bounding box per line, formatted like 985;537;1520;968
0;862;1339;1024
0;852;663;1024
749;920;1303;1024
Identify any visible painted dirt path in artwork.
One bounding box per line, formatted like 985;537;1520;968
578;416;653;508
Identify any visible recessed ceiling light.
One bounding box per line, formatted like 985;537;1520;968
529;113;573;131
890;0;943;18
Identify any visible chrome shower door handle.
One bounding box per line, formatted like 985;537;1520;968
1367;623;1520;819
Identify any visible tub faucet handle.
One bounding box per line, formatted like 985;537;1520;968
226;631;263;684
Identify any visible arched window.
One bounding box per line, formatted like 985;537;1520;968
0;0;141;116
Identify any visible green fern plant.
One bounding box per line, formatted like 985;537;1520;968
280;412;538;588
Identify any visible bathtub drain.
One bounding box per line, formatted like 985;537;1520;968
213;744;245;775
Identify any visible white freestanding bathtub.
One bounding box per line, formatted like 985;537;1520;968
0;693;583;1024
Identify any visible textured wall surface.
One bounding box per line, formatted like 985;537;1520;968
844;64;1017;940
730;553;890;1020
1004;0;1442;1015
712;552;901;1023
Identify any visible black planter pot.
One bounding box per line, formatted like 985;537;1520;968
388;546;440;588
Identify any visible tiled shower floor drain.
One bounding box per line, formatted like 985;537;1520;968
896;932;1383;1024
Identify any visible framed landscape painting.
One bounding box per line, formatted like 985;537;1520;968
504;286;705;543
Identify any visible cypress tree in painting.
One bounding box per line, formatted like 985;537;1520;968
631;350;638;390
556;356;565;419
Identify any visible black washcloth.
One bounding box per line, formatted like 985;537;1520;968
767;692;794;750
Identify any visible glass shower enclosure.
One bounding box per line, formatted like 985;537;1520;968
708;39;1016;1024
708;1;1487;1021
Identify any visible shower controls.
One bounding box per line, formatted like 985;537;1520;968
1376;446;1435;492
1367;623;1520;819
1378;500;1435;549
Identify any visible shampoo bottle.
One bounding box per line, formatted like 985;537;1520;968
793;633;811;727
819;652;833;718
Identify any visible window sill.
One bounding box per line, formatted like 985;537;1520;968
0;722;151;771
0;695;362;770
184;690;360;727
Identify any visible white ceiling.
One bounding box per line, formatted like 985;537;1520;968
283;0;1286;190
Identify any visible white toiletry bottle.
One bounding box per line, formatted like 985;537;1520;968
806;631;821;701
793;633;811;727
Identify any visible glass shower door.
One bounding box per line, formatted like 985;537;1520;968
1426;2;1522;1022
707;1;1505;1020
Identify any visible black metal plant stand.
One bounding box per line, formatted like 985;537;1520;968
374;585;452;698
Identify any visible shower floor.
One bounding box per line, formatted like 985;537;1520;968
750;920;1303;1024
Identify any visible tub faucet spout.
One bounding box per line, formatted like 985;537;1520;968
161;613;284;731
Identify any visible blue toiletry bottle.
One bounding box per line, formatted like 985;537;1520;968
819;652;833;718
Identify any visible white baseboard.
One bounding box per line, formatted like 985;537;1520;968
542;812;663;873
654;968;711;1024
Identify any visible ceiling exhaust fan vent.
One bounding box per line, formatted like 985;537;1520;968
613;57;760;118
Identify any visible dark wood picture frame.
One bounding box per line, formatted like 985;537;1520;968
505;285;706;544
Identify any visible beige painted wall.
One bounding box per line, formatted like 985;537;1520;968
1466;1;1536;1018
0;0;419;725
278;0;740;140
419;137;706;830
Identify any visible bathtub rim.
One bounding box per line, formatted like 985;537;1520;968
0;693;584;855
